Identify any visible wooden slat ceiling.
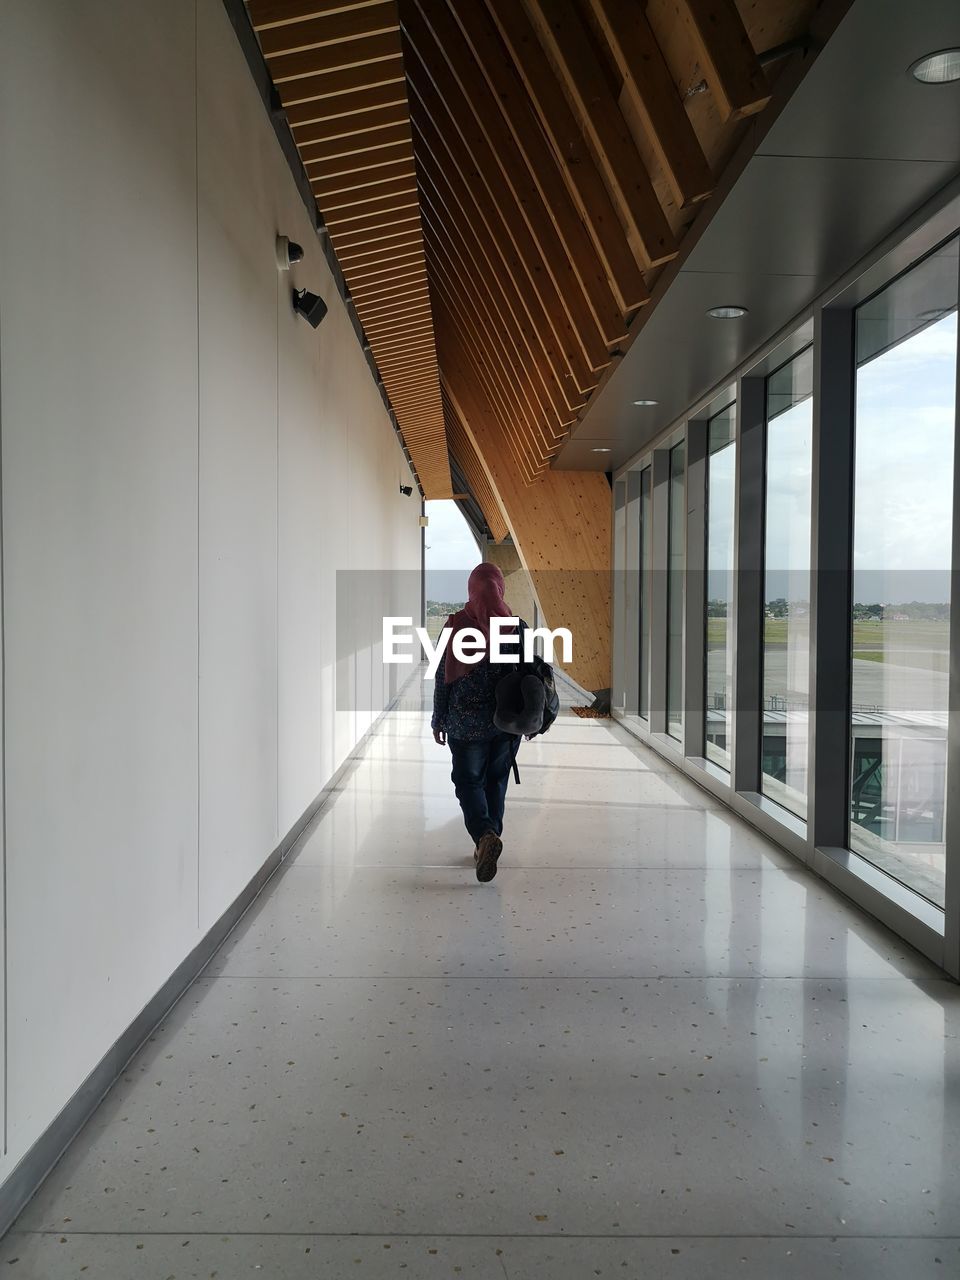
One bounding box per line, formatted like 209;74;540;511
249;0;827;501
248;0;453;498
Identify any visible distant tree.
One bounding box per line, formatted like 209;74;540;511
851;601;948;622
426;600;466;617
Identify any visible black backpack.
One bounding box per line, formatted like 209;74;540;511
493;648;561;784
523;652;560;737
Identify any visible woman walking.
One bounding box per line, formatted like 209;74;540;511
432;563;523;883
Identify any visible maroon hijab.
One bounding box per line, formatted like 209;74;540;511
444;563;517;683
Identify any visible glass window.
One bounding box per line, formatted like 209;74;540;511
705;405;736;767
612;479;627;714
850;238;958;907
666;441;686;740
639;466;652;720
762;347;813;816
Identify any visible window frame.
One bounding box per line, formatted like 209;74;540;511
610;183;960;978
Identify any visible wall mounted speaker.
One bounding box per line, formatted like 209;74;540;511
292;288;327;328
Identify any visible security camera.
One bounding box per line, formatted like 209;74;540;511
275;235;305;271
399;484;413;496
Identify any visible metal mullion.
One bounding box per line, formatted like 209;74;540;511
683;420;708;759
649;448;671;736
731;378;765;794
612;480;627;714
808;306;856;852
945;290;960;978
624;471;642;717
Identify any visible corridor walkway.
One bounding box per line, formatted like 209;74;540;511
3;674;959;1277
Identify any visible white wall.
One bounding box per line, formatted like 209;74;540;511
0;0;421;1182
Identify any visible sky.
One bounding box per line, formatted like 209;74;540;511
851;312;956;603
424;499;480;602
715;311;958;605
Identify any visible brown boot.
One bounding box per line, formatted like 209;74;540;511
475;830;503;883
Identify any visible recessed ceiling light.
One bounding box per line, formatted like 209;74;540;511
707;305;748;319
910;49;960;84
633;399;659;406
591;447;612;453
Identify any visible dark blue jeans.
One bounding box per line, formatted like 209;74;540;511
448;731;520;846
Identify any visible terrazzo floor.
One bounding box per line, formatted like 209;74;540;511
3;675;959;1278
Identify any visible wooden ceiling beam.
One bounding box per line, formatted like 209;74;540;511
345;246;426;282
336;229;423;264
258;4;398;58
355;288;432;321
360;303;434;333
325;191;420;227
383;363;438;384
422;225;561;455
330;213;419;250
358;296;432;326
349;260;427;291
406;111;588;426
414;131;583;426
285;81;407;127
351;274;429;306
326;205;420;241
282;65;405;120
404;5;609;382
249;1;389;30
427;250;555;471
369;328;437;355
429;280;554;480
415;0;626;353
390;390;443;411
378;370;438;394
368;327;437;351
376;355;438;379
375;359;438;382
267;30;401;81
373;327;436;349
588;0;713;210
437;337;552;491
298;121;411;164
391;387;442;409
486;0;648;315
321;179;418;215
523;0;677;269
307;149;414;184
425;241;555;468
315;166;417;202
677;0;771;122
353;285;432;317
432;298;540;485
419;208;570;450
291;100;407;141
405;58;595;402
421;205;563;457
444;0;644;331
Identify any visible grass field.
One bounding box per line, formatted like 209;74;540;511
705;616;950;672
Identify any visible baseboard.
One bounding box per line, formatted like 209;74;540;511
0;672;418;1240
